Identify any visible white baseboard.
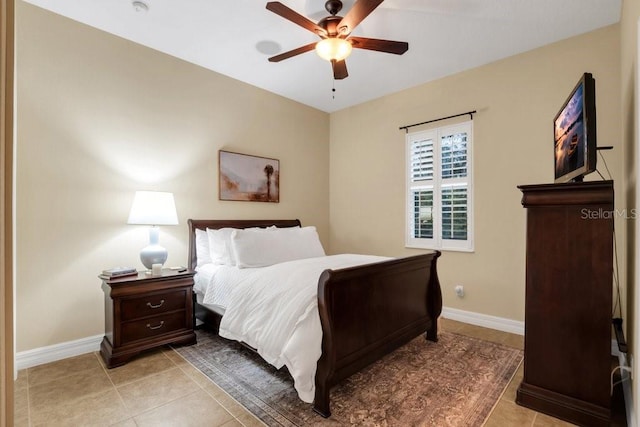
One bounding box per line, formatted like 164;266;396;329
443;307;622;357
15;334;102;371
17;308;522;370
441;306;525;335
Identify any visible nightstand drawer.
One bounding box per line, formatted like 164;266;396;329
121;311;186;344
121;290;187;321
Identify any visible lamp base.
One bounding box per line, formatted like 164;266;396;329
140;244;168;270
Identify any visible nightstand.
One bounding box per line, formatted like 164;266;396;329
100;269;196;368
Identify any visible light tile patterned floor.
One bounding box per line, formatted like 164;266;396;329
14;319;578;426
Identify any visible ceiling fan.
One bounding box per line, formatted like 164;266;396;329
266;0;409;80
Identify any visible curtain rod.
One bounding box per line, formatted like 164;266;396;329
399;110;477;133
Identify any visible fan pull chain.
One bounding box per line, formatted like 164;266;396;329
332;80;336;99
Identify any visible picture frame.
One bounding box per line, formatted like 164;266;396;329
219;150;280;203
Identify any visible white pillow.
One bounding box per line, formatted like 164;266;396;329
207;227;236;266
231;226;325;268
195;229;212;267
206;226;278;266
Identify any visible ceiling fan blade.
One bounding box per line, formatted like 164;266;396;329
332;60;348;80
337;0;384;36
268;42;317;62
266;2;327;37
349;36;408;55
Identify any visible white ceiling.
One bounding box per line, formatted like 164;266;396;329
23;0;621;113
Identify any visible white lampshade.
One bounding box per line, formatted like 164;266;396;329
315;38;352;62
128;191;178;269
127;191;178;225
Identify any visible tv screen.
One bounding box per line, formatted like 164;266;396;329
553;73;597;183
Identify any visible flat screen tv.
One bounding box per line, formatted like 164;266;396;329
553;72;597;183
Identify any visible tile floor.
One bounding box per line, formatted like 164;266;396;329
14;345;263;426
13;319;595;426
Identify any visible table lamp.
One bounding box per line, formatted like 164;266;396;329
127;191;179;269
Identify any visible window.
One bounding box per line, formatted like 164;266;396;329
406;121;473;251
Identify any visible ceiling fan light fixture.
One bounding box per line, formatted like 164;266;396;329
315;38;352;62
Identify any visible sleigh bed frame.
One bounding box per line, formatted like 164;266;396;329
187;219;442;417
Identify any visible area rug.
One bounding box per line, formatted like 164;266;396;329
175;329;523;426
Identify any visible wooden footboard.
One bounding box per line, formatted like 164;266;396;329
313;251;442;417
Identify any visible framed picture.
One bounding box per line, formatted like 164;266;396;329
219;150;280;202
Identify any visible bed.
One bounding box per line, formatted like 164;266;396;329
187;219;442;417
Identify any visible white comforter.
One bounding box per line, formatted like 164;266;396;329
218;254;389;403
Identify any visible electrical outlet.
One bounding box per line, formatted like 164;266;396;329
455;285;464;298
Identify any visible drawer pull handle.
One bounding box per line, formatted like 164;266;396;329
146;300;165;309
146;321;165;330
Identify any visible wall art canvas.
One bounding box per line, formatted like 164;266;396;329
219;150;280;202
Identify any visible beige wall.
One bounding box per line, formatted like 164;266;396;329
620;0;639;418
14;0;627;353
329;25;623;322
15;2;330;351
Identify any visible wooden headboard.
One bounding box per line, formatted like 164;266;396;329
187;219;302;271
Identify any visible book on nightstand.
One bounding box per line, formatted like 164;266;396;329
99;267;138;280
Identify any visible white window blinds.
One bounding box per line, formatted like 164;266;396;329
406;121;473;251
